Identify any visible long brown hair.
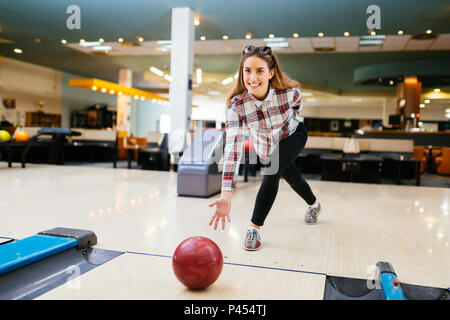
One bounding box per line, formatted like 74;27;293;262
226;48;301;105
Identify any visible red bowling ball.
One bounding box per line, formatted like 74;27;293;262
172;236;223;290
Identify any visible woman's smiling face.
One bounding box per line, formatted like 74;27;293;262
243;55;274;100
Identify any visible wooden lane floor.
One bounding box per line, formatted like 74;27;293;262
0;163;448;297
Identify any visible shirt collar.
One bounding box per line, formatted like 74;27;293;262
248;87;274;104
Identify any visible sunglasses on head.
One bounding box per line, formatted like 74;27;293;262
242;45;272;56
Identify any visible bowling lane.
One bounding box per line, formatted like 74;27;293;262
2;164;449;289
37;252;326;300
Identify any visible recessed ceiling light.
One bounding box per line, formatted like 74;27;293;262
269;34;275;38
194;16;200;26
164;74;172;81
101;88;107;93
222;35;229;40
370;30;376;36
61;39;67;44
99;38;104;43
118;37;124;43
91;86;97;91
397;30;404;35
293;33;299;38
389;80;394;85
245;32;253;40
222;77;233;85
434;88;440;93
79;39;85;44
420;104;425;108
14;48;22;54
344;32;350;37
137;36;144;42
424;99;430;104
318;32;324;37
200;36;206;41
150;67;164;76
426;29;432;34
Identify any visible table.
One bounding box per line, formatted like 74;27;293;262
320;153;383;183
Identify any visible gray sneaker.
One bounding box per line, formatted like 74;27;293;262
305;203;321;225
244;228;262;251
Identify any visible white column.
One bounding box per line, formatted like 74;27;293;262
116;68;132;136
168;7;195;155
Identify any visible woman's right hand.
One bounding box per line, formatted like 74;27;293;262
209;194;231;230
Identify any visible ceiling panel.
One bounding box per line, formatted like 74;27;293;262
335;36;359;52
404;39;435;50
382;35;410;51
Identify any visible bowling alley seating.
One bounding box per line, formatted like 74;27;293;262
435;147;450;175
302;136;420;184
413;146;427;173
117;136;147;160
138;132;170;171
65;128;117;163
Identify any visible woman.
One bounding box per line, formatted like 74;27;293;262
209;46;320;251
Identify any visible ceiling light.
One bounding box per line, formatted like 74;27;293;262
93;45;111;51
164;74;172;81
61;39;67;44
101;88;107;93
109;89;115;94
424;99;430;104
426;29;432;34
194;16;200;26
137;36;144;42
420;104;425;108
266;42;289;49
79;39;85;44
140;97;145;101
293;33;299;38
222;77;233;85
222;35;229;40
269;34;275;38
318;32;324;37
118;91;122;96
245;32;253;40
80;41;101;47
34;38;41;43
14;48;22;54
196;69;202;84
389;80;394;85
200;36;206;41
434;88;440;93
150;67;164;76
397;30;404;35
344;32;350;37
134;95;139;99
118;37;124;43
91;86;97;91
370;30;376;36
99;38;104;43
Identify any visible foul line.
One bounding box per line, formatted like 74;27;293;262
125;250;326;276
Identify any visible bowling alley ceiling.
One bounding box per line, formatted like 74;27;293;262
0;0;450;93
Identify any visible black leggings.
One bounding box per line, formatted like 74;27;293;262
251;122;316;226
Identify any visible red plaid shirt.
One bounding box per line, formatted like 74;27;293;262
222;87;304;192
